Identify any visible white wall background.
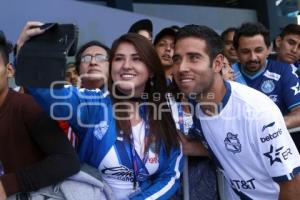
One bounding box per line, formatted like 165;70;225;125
1;0;184;88
0;0;258;46
133;3;257;32
0;0;184;47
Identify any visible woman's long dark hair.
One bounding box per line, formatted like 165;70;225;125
109;33;179;155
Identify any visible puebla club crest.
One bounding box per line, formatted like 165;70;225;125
224;132;241;154
93;121;109;140
261;80;275;94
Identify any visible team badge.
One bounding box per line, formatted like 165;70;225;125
93;121;109;140
224;132;241;154
261;80;275;94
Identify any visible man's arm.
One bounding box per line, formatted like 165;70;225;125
0;112;80;196
284;106;300;129
0;181;6;200
279;173;300;200
178;133;209;156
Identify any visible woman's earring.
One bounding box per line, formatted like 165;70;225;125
150;77;154;86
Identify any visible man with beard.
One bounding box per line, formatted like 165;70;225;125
233;22;300;129
154;27;176;84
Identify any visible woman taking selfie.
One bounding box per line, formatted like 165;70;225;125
17;22;184;200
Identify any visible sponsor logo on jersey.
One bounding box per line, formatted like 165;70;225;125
262;121;275;132
261;80;275;94
93;121;109;140
260;129;282;143
148;156;158;164
102;164;150;182
224;132;241;154
230;178;256;190
263;145;292;165
263;70;281;81
268;95;278;103
291;82;300;96
102;166;134;182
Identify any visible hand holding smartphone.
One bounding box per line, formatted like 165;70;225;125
16;22;79;88
39;23;57;31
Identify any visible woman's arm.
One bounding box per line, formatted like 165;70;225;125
179;133;209;156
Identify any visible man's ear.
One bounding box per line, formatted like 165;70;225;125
275;36;282;51
212;54;224;73
6;63;15;78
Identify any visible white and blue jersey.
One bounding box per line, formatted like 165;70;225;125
29;86;184;200
233;59;300;115
190;81;300;200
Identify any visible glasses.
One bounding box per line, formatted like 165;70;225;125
81;54;108;63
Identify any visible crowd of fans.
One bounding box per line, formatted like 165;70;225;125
1;18;300;200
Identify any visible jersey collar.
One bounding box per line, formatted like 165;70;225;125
240;60;268;80
218;80;231;113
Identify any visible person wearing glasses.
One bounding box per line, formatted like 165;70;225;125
17;22;184;200
60;41;111;148
74;40;110;89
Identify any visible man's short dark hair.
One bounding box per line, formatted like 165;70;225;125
128;19;153;37
0;31;13;65
75;40;110;73
279;24;300;38
233;22;270;50
221;27;237;41
175;24;223;61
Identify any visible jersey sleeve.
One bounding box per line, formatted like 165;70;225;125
253;102;300;182
130;145;184;200
28;86;109;138
281;64;300;110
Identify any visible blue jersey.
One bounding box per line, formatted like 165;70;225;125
29;86;184;200
235;59;300;115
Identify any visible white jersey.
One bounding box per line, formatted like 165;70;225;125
99;121;159;200
193;81;300;199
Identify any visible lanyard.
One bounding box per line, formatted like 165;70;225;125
177;103;185;134
129;107;150;189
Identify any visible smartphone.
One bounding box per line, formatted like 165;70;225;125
16;23;79;88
